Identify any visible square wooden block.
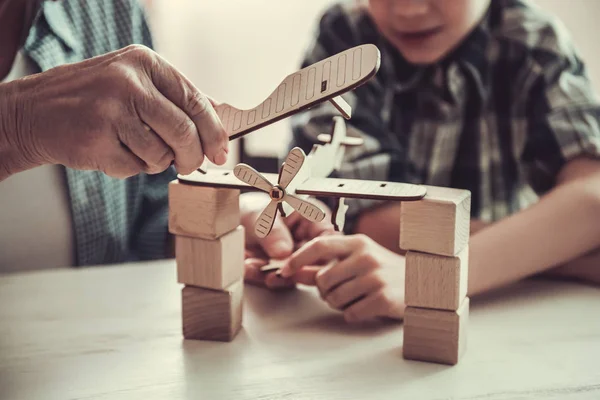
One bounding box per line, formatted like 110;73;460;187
400;185;471;256
405;247;468;311
176;226;244;290
402;297;469;365
182;280;243;342
169;180;240;240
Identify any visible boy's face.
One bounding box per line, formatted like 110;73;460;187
368;0;491;64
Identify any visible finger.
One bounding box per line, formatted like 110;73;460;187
102;145;146;179
265;272;296;290
245;246;267;260
282;209;304;233
280;235;361;278
343;290;387;323
305;218;338;240
296;217;337;242
140;47;229;167
292;266;322;286
135;85;204;175
315;252;379;294
259;215;294;259
118;122;175;174
324;274;384;310
244;258;269;286
293;218;312;241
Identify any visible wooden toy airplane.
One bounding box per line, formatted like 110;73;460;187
178;117;427;238
214;44;380;140
196;43;379;174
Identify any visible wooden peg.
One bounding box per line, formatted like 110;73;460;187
405;247;468;311
403;297;469;365
332;197;349;232
182;280;244;342
176;226;244;290
400;186;471;256
329;95;352;119
168;181;240;240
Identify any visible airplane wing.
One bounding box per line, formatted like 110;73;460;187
177;170;427;201
295;177;427;201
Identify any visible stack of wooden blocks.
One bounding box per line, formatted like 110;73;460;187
168;180;244;342
400;186;471;365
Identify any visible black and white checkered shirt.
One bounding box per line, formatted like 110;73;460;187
290;0;600;232
23;0;176;265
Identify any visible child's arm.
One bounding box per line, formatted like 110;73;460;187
469;156;600;295
353;157;600;295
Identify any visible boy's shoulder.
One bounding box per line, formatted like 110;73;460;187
493;0;580;65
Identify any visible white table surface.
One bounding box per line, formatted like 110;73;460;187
1;260;599;400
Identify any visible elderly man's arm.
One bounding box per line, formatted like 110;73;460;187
0;45;229;182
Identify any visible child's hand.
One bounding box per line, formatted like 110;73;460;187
279;234;406;323
244;257;296;290
240;192;339;290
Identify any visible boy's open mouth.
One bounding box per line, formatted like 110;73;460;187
395;26;444;41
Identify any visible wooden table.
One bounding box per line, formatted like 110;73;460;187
1;260;599;400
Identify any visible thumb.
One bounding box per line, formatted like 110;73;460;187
260;217;294;259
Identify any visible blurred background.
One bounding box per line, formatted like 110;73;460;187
142;0;600;172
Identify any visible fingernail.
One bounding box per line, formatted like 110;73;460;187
214;148;228;165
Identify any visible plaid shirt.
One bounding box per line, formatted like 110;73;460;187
23;0;175;265
290;0;600;232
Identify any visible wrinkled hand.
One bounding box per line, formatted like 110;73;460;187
240;192;338;289
0;44;228;180
279;234;406;323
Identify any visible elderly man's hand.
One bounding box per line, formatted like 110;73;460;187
0;44;228;180
240;192;339;289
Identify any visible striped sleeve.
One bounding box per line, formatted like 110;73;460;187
523;25;600;193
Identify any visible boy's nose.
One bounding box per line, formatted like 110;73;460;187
392;0;429;18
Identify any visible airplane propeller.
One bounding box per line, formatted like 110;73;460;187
233;147;326;238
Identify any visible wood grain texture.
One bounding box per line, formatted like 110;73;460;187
182;280;243;342
215;44;379;140
168;181;240;239
178;169;280;190
2;262;600;399
400;186;471;256
176;226;244;290
403;297;470;366
176;170;427;202
405;248;468;311
295;177;427;200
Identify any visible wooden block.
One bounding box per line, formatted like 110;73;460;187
400;186;471;256
168;181;240;239
405;247;468;311
176;226;244;290
402;297;469;365
182;280;243;342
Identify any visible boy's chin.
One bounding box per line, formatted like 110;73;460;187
400;49;451;66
